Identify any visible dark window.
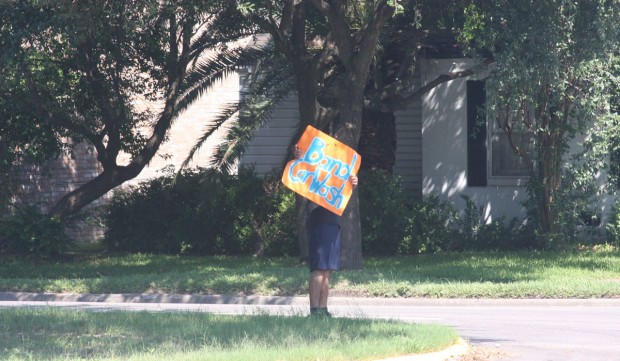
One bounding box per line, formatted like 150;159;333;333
467;80;487;187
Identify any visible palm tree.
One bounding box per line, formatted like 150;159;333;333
180;45;297;173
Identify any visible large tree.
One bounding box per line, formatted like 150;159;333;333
0;0;261;218
199;1;477;176
462;0;620;233
190;1;481;265
236;0;399;269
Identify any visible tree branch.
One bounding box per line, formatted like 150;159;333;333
128;11;193;171
375;59;494;112
309;0;328;13
351;1;395;78
321;0;354;62
21;65;107;161
78;39;123;167
280;0;299;39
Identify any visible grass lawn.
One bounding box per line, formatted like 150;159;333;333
2;249;618;360
0;308;458;361
1;249;620;298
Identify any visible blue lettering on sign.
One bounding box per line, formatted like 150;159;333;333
288;137;357;209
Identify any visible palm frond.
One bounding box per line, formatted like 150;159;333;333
175;44;271;117
177;41;297;175
211;86;291;173
178;55;294;173
177;101;241;172
190;9;259;60
211;55;296;172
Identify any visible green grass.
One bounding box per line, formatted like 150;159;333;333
1;249;620;298
0;308;458;361
2;250;617;360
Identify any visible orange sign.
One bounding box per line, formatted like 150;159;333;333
282;125;361;216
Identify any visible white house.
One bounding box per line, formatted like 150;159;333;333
18;56;610;241
239;57;530;222
238;56;613;228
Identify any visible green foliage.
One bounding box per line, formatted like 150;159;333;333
358;171;410;255
0;0;263;218
606;204;620;248
455;195;522;251
0;205;72;257
359;171;522;255
105;169;538;257
387;0;405;15
103;167;297;256
402;194;460;254
461;0;620;234
519;151;607;249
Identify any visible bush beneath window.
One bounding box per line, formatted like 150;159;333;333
359;172;524;254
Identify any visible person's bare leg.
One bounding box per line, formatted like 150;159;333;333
309;270;324;309
318;270;332;308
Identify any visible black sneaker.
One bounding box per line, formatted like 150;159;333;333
309;308;332;318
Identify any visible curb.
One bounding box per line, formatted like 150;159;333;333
375;339;469;361
2;292;620;307
0;292;306;305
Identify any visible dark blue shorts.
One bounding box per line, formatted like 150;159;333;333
307;206;341;271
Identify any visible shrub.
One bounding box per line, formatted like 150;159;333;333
453;195;521;251
104;176;180;253
402;193;459;254
358;170;410;255
251;174;298;257
359;172;522;255
0;205;72;258
104;167;531;257
103;167;297;256
606;204;620;248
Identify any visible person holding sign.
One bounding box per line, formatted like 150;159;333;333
294;145;358;318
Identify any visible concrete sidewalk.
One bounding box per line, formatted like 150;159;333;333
2;291;619;306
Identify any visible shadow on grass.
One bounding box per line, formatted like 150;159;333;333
0;308;458;361
1;251;619;298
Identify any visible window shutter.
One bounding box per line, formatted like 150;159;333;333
467;80;487;187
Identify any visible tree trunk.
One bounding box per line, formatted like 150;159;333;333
339;189;362;269
49;164;143;219
296;195;309;263
333;79;365;270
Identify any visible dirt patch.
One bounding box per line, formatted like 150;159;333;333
454;346;509;361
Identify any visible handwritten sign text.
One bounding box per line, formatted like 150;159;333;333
282;125;361;215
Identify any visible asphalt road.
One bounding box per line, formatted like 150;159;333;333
332;298;620;361
1;294;619;361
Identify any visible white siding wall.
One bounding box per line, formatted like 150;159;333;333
420;58;528;221
240;95;425;193
240;95;299;175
